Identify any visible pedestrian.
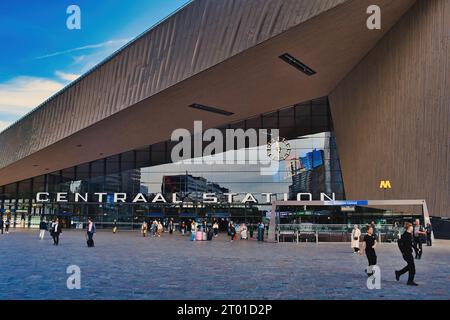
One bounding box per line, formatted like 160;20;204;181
351;224;361;253
86;217;96;247
51;218;62;246
39;219;47;240
190;220;197;236
395;222;418;286
181;221;186;236
360;225;377;277
213;221;219;237
4;217;11;234
141;221;148;237
229;222;236;242
4;217;10;234
240;223;248;240
157;221;163;237
0;216;3;235
169;219;174;234
370;220;377;239
112;219;118;234
425;222;432;247
413;219;426;259
257;221;265;241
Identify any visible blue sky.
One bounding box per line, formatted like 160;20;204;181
0;0;189;132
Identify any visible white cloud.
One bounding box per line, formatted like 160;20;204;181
0;76;65;116
55;71;80;82
34;39;130;60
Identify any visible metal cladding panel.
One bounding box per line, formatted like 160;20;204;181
329;0;450;217
0;0;347;169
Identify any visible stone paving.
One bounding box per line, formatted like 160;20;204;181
0;229;449;300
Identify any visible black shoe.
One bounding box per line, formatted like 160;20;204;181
407;281;418;286
395;271;400;281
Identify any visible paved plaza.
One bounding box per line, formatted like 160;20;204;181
0;229;449;300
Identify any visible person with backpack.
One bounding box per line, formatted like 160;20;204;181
395;222;418;286
86;217;96;247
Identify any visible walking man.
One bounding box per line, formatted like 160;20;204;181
257;221;265;241
86;217;96;247
425;223;433;247
51;218;62;245
395;222;418;286
413;219;426;259
360;225;377;277
39;219;47;240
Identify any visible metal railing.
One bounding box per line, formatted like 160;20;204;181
277;224;404;243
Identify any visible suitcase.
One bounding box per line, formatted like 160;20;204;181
196;231;203;241
207;230;213;241
87;239;94;247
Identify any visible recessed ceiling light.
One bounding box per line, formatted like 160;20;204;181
279;53;316;76
189;103;234;116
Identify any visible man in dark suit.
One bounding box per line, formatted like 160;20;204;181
52;218;62;245
395;222;418;286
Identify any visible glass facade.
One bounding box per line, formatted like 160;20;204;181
0;97;347;229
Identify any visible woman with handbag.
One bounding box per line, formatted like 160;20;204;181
351;225;361;253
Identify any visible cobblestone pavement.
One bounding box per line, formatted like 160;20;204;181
0;229;449;300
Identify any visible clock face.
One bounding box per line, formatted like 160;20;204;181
267;137;291;161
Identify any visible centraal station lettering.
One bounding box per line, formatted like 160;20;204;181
36;192;337;204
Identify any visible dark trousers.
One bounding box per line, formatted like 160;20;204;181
413;237;422;257
366;251;377;266
257;229;264;241
5;225;9;232
398;252;415;283
52;233;59;245
0;226;3;234
426;234;432;246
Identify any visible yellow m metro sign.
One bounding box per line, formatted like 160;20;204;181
379;180;392;189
